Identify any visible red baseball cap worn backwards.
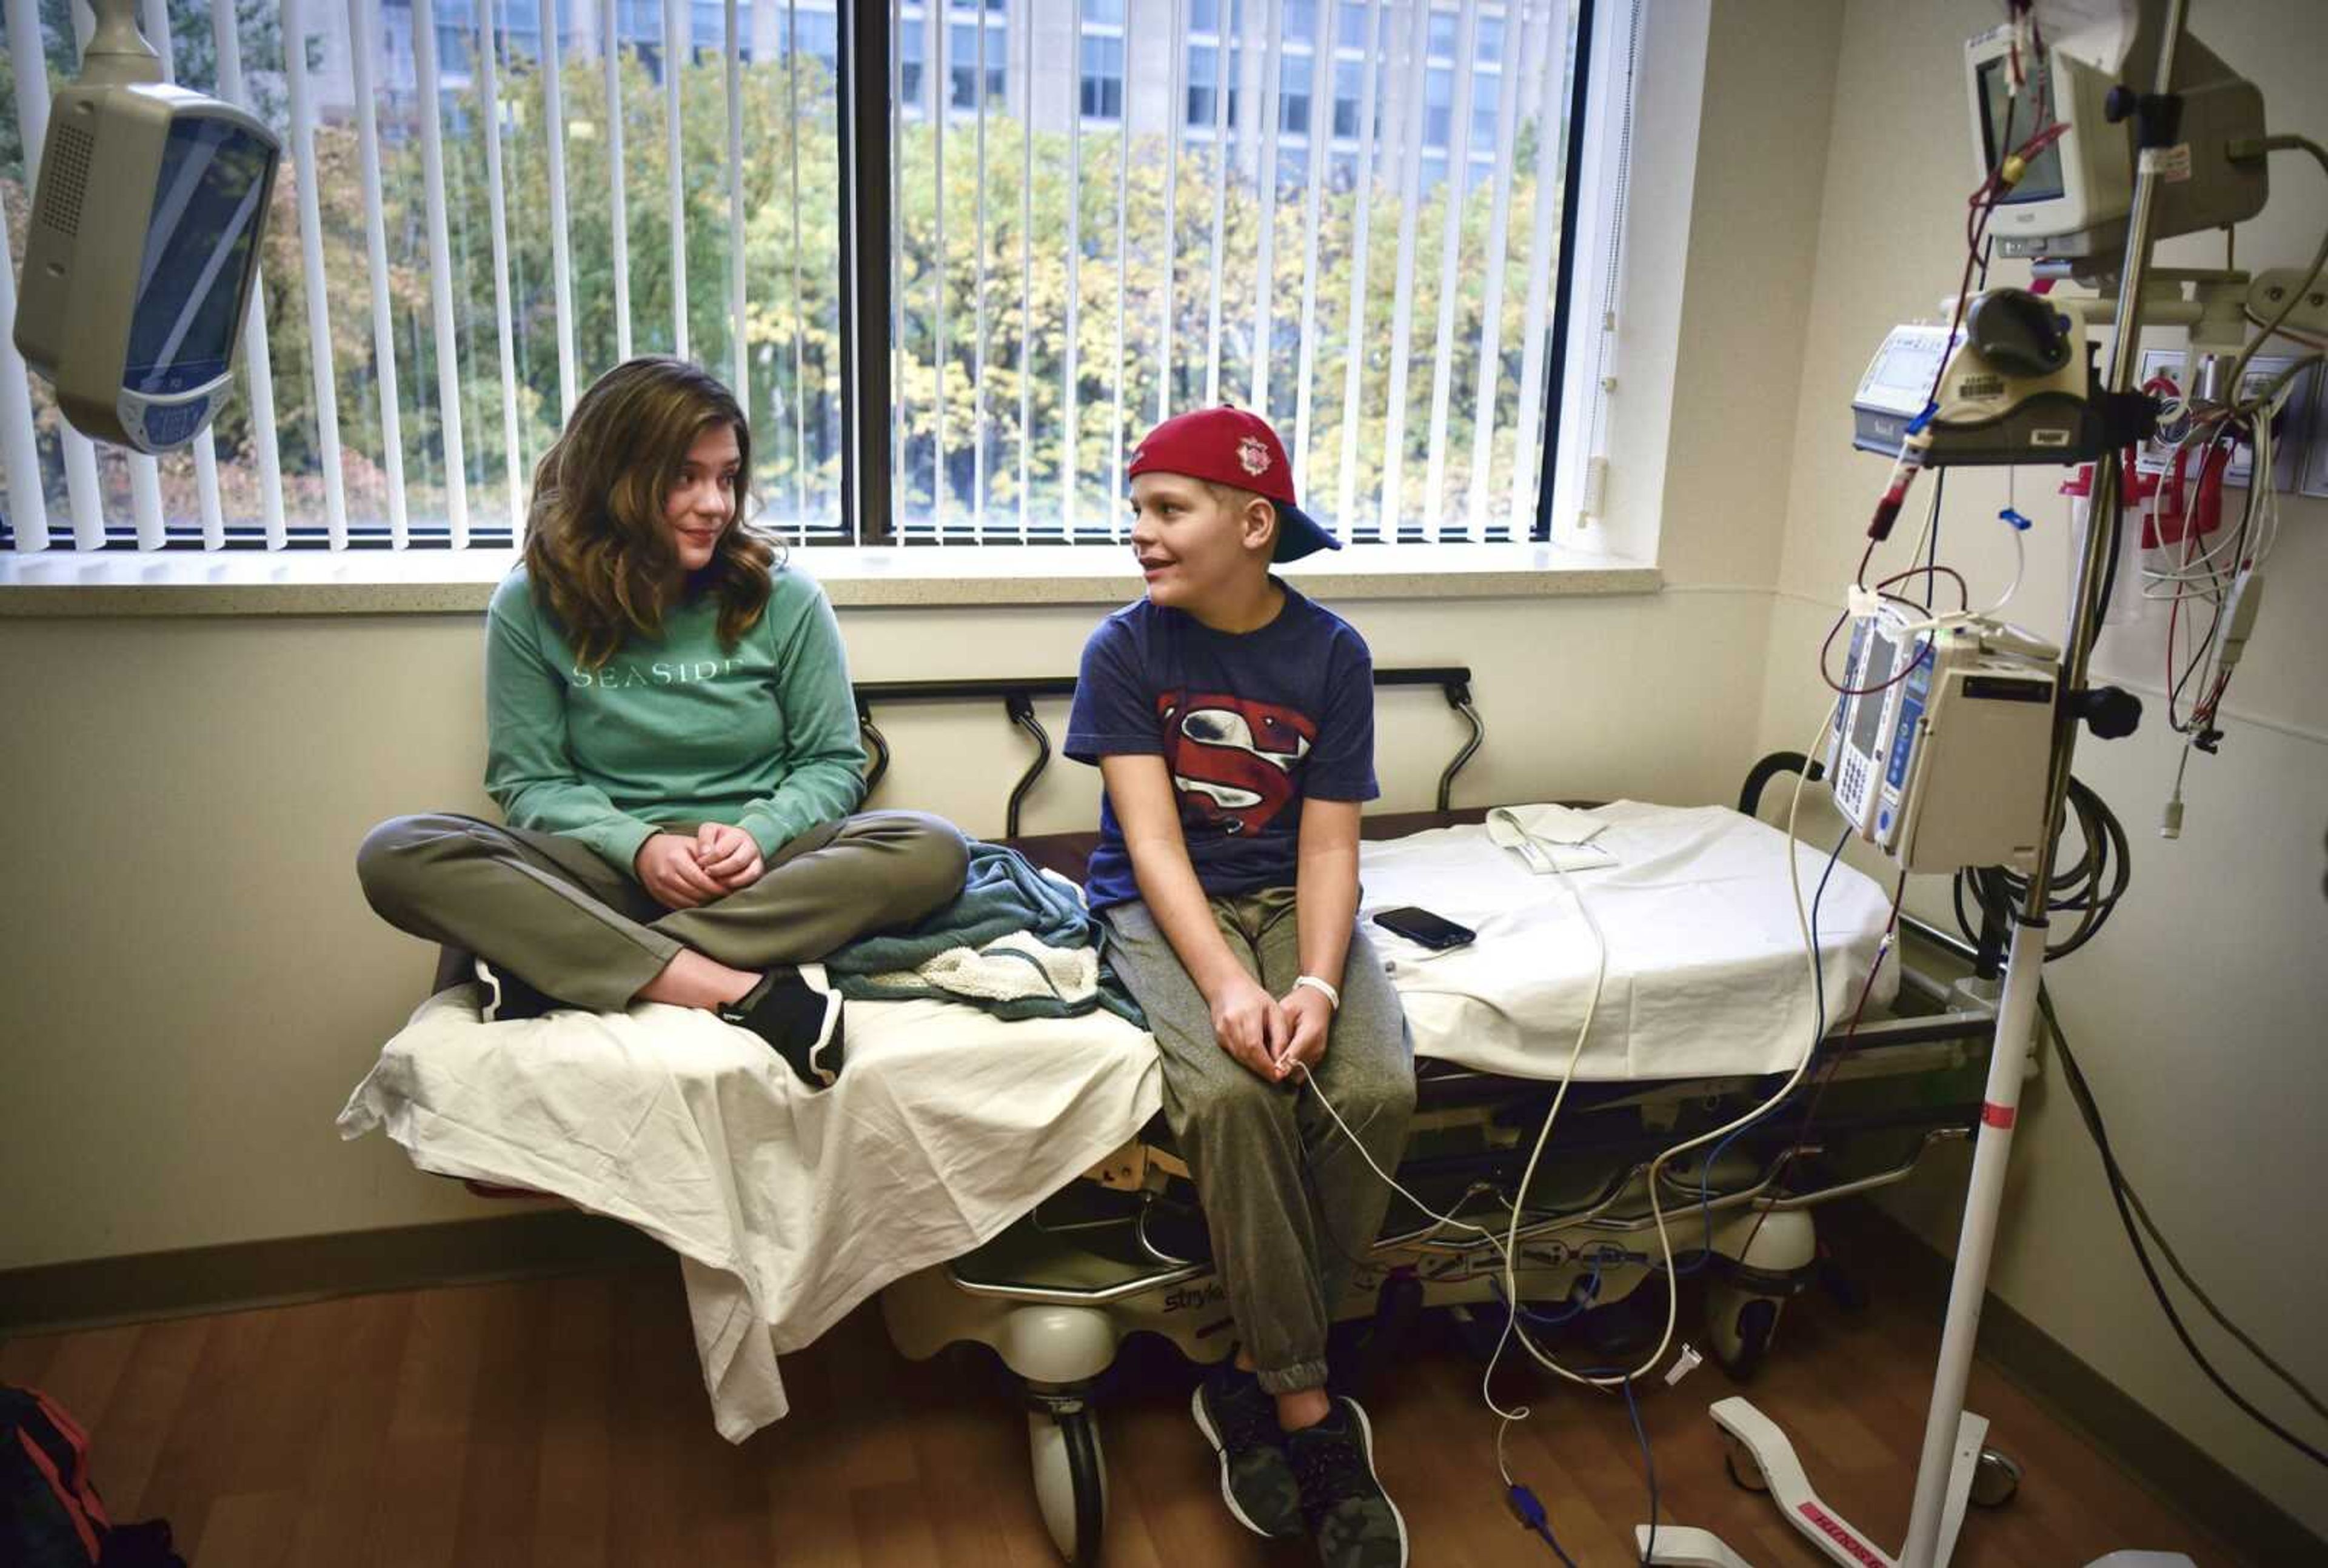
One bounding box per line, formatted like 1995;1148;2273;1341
1126;405;1341;562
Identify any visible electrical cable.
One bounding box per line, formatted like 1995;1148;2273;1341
2218;135;2328;407
2039;988;2328;1470
1687;827;1850;1265
1953;773;2128;962
1497;701;1872;1400
1622;1373;1659;1567
1728;869;1907;1275
1300;716;1861;1541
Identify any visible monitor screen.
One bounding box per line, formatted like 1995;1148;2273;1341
124;115;273;398
1976;55;2064;204
1850;637;1898;753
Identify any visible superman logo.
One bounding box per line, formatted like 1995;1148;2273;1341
1157;690;1315;836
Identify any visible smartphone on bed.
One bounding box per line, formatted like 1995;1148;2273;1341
1372;906;1477;951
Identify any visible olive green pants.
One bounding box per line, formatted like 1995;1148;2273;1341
1101;890;1416;1395
357;810;968;1009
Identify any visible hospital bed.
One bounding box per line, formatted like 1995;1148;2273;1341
338;667;2001;1567
857;673;2002;1565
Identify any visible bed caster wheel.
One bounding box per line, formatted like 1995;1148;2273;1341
1708;1290;1780;1381
1028;1395;1107;1566
1970;1446;2022;1509
1723;1433;1768;1493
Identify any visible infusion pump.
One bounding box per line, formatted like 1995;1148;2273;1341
1828;608;2059;873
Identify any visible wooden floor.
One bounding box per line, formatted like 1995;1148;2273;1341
2;1209;2241;1567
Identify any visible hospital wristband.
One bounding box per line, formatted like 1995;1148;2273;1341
1293;975;1341;1011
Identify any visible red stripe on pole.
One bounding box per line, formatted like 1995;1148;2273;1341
1983;1102;2018;1130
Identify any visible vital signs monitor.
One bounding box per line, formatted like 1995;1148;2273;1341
12;0;280;453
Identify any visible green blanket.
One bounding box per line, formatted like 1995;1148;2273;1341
824;841;1146;1025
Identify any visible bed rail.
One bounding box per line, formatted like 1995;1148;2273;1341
852;667;1483;837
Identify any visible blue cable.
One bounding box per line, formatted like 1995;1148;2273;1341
1622;1374;1660;1567
1502;809;1843;1565
1505;1482;1580;1565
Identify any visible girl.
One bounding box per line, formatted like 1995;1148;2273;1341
358;358;966;1088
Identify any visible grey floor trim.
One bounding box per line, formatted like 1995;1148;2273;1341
0;1210;668;1338
1861;1206;2323;1567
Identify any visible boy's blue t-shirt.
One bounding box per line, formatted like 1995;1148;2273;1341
1065;581;1379;911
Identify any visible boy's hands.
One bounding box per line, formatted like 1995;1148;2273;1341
1275;984;1334;1076
1208;970;1293;1082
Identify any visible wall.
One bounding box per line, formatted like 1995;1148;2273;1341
0;0;1849;1275
1756;0;2328;1537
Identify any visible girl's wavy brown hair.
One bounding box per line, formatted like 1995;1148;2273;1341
521;356;780;668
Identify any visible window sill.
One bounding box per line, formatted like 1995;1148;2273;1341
0;541;1661;616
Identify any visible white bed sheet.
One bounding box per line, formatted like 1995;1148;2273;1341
1363;801;1898;1081
337;989;1160;1442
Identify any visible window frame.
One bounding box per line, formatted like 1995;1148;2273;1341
4;0;1616;565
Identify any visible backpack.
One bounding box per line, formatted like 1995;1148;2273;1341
1;1386;183;1567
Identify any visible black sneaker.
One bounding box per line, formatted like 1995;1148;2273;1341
1285;1398;1409;1568
718;964;845;1090
474;955;560;1023
1191;1363;1304;1540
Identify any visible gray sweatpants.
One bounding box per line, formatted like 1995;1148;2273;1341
356;810;968;1010
1102;890;1416;1395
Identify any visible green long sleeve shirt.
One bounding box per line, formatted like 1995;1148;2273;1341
484;563;867;876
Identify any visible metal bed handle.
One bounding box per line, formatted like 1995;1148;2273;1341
855;696;892;796
851;667;1483;829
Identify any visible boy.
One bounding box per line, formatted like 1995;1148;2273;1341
1065;406;1415;1568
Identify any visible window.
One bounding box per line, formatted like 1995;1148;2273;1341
1280;54;1313;138
948;18;1007;110
881;0;1599;544
901;12;928;110
1472;73;1502;151
1182;39;1238;132
1185;42;1219;128
1477;13;1507;65
1428;8;1458;62
1424;66;1454;151
1079;35;1123;121
1332;60;1363;141
1;0;1607;553
0;0;848;549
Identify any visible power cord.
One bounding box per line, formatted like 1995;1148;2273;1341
2039;987;2328;1472
1303;715;1885;1560
1504;1480;1580;1566
1622;1373;1659;1567
1952;775;2129;964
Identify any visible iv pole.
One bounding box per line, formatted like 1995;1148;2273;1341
1896;2;2185;1561
1644;4;2192;1565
